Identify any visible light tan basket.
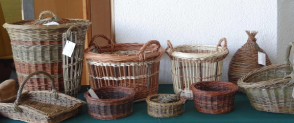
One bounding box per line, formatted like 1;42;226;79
166;38;229;99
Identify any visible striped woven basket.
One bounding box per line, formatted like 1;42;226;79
3;11;91;92
84;34;164;102
238;42;294;114
166;38;229;99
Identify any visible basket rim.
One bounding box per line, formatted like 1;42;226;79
237;64;292;89
146;94;185;106
84;86;135;102
190;81;238;95
166;44;229;60
3;19;91;29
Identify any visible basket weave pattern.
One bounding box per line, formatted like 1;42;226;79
166;38;229;99
84;34;163;102
190;81;238;114
84;86;135;120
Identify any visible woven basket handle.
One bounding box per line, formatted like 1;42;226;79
88;34;114;53
285;42;294;65
38;10;58;21
66;25;82;37
137;40;161;61
216;38;227;51
165;40;174;56
13;71;59;112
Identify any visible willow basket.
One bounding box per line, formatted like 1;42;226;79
84;86;135;120
62;25;86;97
166;38;229;99
84;34;164;102
238;42;294;114
146;94;185;118
0;71;86;123
229;31;271;92
190;81;238;114
3;11;91;92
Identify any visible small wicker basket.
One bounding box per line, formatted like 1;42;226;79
84;34;164;102
84;86;135;120
238;43;294;114
190;81;238;114
166;38;229;99
0;71;86;123
146;94;185;118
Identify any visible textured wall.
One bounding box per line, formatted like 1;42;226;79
114;0;277;84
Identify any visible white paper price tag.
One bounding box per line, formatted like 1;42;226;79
62;40;76;57
258;52;266;66
292;87;294;98
43;22;59;25
88;89;99;99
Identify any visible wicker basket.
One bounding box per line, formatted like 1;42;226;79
84;34;164;102
3;10;91;92
238;43;294;114
84;86;135;120
146;94;185;118
62;25;86;97
229;31;271;92
166;38;229;99
0;71;86;123
190;81;238;114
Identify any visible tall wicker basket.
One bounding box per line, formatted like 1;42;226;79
84;34;164;102
228;31;271;90
3;11;91;92
238;42;294;114
166;38;229;99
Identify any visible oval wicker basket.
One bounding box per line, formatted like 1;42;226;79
2;10;91;92
84;34;164;102
146;94;185;118
190;81;238;114
238;43;294;114
228;30;271;91
166;38;229;99
84;86;135;120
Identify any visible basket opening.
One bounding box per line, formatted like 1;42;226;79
97;50;151;55
90;91;130;99
150;94;180;103
243;67;292;83
195;83;232;92
174;45;224;54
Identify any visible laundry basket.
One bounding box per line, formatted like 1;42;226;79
166;38;229;99
3;10;91;92
84;34;164;102
238;42;294;114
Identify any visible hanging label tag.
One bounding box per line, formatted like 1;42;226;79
62;40;76;57
258;52;266;66
292;88;294;98
43;22;59;25
88;89;99;99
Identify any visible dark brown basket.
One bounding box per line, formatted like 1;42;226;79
228;30;271;91
190;81;238;114
84;86;135;120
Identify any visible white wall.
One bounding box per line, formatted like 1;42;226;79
114;0;278;84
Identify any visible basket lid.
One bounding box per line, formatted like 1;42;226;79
24;11;70;25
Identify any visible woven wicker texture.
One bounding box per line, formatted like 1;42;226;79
146;94;185;118
84;86;135;120
228;30;271;91
0;71;86;123
3;10;91;92
62;25;85;97
190;81;238;114
166;38;229;99
238;42;294;114
84;34;164;102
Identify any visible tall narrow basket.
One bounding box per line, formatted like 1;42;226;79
62;25;85;97
238;42;294;114
84;34;164;102
166;38;229;99
3;11;91;92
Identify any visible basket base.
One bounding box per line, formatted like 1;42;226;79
252;103;294;114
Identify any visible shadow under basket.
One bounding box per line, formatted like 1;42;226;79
84;86;135;120
190;81;238;114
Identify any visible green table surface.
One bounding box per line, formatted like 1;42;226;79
1;84;293;123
